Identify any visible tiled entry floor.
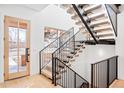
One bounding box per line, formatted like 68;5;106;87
0;75;61;88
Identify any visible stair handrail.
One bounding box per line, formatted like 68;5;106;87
52;30;88;87
56;57;89;84
39;27;74;73
53;57;89;88
53;30;80;54
39;27;74;53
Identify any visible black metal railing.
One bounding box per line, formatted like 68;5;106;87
52;30;89;88
39;27;74;74
53;57;89;88
52;31;75;83
91;56;118;88
52;30;82;60
105;4;117;36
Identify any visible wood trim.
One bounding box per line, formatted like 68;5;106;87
9;71;27;80
26;19;30;76
4;16;30;80
4;16;9;80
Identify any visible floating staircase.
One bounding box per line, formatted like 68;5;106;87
39;4;119;88
62;4;118;44
39;28;89;88
52;31;89;87
40;39;86;79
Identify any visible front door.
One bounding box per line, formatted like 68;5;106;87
4;16;30;80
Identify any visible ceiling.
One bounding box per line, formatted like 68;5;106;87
22;4;49;12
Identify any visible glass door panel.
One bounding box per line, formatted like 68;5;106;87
8;27;18;73
19;28;27;72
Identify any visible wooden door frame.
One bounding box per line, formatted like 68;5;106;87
4;16;30;80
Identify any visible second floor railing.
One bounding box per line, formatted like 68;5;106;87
91;56;118;88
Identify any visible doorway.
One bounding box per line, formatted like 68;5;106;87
44;27;65;47
4;16;30;80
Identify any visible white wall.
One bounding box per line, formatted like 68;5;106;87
87;45;115;63
0;4;79;82
30;5;79;75
116;5;124;80
71;45;115;83
0;5;37;19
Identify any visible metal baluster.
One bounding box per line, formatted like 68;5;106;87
67;66;69;88
52;54;54;84
74;72;76;88
61;62;63;87
107;59;110;88
39;52;41;74
98;63;99;88
116;56;118;79
65;66;67;88
42;52;44;69
64;64;65;87
91;64;93;88
54;58;57;86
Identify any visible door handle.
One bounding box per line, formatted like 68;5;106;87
26;48;29;62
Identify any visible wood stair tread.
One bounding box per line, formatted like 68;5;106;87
62;4;72;9
75;21;82;26
83;4;101;13
71;14;79;20
97;33;114;37
67;7;76;14
88;12;105;20
94;25;112;31
90;18;109;26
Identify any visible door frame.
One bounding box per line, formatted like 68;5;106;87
4;16;30;80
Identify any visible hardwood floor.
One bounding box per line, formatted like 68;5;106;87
1;75;123;88
0;75;61;88
110;80;124;88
